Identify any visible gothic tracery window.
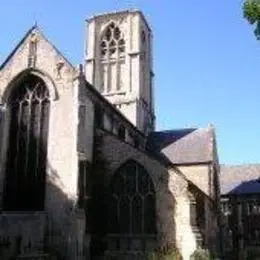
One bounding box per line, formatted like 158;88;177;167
99;22;126;93
3;74;50;211
108;161;156;237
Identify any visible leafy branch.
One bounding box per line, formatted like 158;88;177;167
243;0;260;39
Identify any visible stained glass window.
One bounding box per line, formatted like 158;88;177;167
109;160;156;235
3;75;50;211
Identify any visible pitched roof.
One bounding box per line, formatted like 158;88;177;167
220;164;260;195
147;127;214;165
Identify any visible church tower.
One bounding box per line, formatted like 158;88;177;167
84;10;155;134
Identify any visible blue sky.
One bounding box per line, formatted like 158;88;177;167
0;0;259;165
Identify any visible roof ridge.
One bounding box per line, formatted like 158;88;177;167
221;163;260;167
154;127;197;133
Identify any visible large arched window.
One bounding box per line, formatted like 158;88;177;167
99;22;126;93
108;160;156;252
3;74;50;211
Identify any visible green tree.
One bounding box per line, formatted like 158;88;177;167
243;0;260;39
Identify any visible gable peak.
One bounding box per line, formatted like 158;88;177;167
0;24;74;72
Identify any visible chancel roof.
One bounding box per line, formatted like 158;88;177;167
220;164;260;196
147;127;214;165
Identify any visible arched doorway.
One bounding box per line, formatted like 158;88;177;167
107;160;157;257
3;74;50;211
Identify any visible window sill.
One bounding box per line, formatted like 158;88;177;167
103;91;126;97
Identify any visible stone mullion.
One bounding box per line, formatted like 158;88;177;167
106;48;111;93
139;169;145;234
16;99;30;207
24;93;33;179
105;62;110;93
129;195;133;235
13;101;23;183
116;54;120;92
99;62;105;93
117;196;120;234
116;42;122;92
39;99;50;181
141;195;144;234
34;100;42;180
0;105;8;209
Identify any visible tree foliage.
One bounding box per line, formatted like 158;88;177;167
243;0;260;39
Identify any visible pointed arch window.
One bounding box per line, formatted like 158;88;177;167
3;74;50;211
99;22;126;93
108;160;156;251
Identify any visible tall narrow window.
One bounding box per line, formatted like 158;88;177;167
118;125;126;141
94;105;104;129
3;74;50;211
99;22;126;93
189;191;197;226
28;34;38;68
77;160;87;209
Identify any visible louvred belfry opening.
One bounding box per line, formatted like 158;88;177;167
3;74;50;211
99;22;126;93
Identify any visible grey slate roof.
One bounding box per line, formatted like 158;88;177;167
147;127;214;165
220;164;260;195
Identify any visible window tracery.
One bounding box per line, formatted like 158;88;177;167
108;161;156;236
99;22;126;93
3;75;50;211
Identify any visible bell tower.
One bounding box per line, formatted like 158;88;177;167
84;10;155;134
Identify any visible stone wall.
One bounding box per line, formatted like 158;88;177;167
0;27;79;203
177;165;219;257
168;168;198;260
77;74;95;162
0;213;46;259
99;132;202;260
0;28;87;259
177;165;210;197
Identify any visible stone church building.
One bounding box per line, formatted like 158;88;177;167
0;10;221;260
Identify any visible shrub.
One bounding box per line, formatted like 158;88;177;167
145;243;182;260
190;248;213;260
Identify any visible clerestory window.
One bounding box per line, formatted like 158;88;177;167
3;74;50;211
